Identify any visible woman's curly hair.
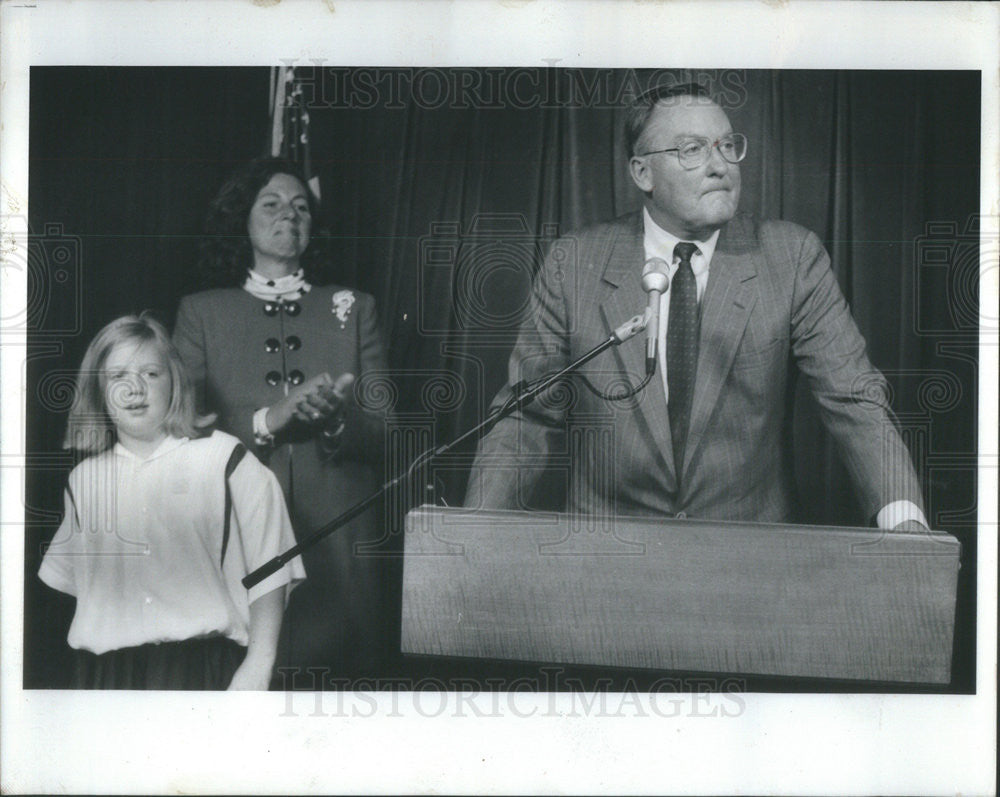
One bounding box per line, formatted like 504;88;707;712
196;157;329;289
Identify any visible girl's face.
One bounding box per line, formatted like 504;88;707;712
103;340;171;449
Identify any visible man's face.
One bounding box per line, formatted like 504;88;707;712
629;97;741;240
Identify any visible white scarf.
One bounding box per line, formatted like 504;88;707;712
242;268;313;302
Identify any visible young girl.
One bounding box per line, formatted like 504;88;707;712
38;313;305;690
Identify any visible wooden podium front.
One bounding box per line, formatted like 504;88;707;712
400;506;960;684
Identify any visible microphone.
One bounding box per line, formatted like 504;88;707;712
641;258;670;375
611;312;648;344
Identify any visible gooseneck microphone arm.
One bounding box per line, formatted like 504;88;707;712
242;311;650;590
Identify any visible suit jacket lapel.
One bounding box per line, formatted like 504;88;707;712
683;217;759;477
599;214;677;487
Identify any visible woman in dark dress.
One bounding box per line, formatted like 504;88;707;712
174;158;394;681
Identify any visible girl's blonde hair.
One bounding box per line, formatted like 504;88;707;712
64;312;215;453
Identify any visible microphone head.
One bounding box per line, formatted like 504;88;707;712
641;258;670;293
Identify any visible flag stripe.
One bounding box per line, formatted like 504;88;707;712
269;66;320;199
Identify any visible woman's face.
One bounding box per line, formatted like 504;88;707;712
246;173;312;272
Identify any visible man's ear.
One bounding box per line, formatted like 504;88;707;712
629;155;652;193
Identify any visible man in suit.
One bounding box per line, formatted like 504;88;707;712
465;83;927;532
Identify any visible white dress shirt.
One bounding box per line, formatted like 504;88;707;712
642;207;720;405
640;208;927;531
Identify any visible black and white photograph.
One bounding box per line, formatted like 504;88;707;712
1;1;996;794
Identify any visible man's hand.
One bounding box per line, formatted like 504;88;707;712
893;519;931;533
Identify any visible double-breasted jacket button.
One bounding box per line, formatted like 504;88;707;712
263;301;280;317
265;371;282;386
265;338;281;353
285;335;302;351
284;301;301;317
287;369;305;386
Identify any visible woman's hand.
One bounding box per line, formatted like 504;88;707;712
265;372;355;434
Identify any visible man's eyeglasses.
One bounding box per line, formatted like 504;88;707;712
639;133;748;170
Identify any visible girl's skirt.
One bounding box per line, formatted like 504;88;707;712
72;636;246;690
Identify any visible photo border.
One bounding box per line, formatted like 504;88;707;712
2;2;996;794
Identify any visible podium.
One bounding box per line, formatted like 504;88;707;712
400;506;961;684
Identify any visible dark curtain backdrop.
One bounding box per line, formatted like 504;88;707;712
25;67;979;689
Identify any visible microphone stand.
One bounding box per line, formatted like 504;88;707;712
243;312;650;589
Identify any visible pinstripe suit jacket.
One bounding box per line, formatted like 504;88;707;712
465;211;923;524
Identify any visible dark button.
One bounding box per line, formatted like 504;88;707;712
283;301;301;316
265;371;282;386
265;338;281;353
263;301;279;317
285;335;302;351
287;369;304;385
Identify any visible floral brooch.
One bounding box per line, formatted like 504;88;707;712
331;290;355;328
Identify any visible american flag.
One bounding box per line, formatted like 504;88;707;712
270;66;321;200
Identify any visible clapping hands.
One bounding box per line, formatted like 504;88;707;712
266;372;355;434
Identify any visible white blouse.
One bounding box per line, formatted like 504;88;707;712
39;431;305;654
